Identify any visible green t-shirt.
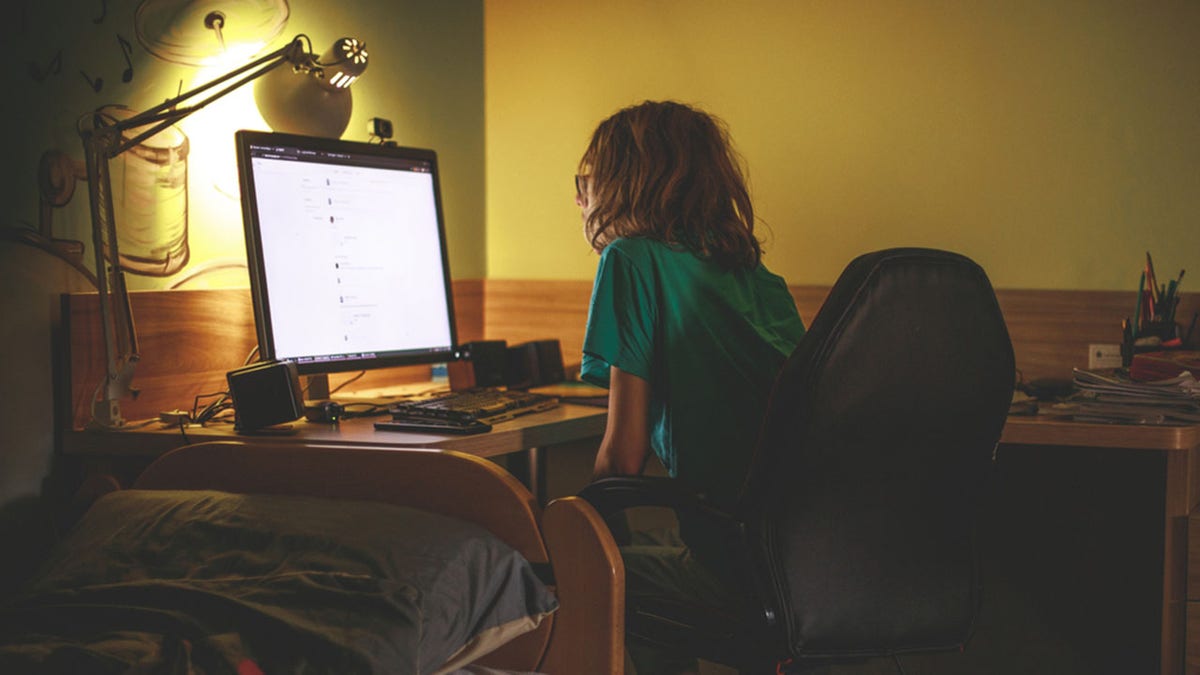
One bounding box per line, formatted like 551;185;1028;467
581;237;806;508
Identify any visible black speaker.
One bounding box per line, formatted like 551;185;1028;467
507;339;565;389
449;340;509;390
226;360;305;431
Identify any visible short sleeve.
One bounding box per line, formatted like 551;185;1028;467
580;243;656;388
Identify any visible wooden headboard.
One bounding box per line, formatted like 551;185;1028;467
62;279;1198;429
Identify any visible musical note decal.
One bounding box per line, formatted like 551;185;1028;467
80;70;104;93
118;34;134;83
93;0;107;24
28;50;62;83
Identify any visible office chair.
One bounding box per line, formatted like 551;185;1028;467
580;248;1015;673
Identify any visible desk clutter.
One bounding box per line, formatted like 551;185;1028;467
1040;253;1200;425
1048;365;1200;425
1123;251;1195;363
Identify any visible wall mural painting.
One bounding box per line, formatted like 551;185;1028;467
21;0;289;285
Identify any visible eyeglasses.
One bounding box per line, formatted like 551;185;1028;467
574;174;590;202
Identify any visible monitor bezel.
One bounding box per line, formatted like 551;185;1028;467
235;129;459;376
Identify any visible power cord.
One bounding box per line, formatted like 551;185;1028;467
329;370;365;395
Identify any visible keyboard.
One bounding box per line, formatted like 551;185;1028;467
387;388;559;425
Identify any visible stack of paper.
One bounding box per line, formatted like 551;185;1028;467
1050;368;1200;425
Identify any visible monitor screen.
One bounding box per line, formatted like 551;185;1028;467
235;130;457;376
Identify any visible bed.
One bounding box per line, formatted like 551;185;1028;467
0;440;624;674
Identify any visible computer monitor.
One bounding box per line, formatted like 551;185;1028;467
235;130;458;381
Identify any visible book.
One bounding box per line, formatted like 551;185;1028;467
1129;350;1200;382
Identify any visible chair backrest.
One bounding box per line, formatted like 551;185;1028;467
739;248;1014;661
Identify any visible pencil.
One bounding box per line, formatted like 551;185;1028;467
1133;271;1144;340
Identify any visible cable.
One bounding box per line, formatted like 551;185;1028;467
177;420;190;445
339;402;390;419
891;653;907;675
328;370;366;395
191;391;231;425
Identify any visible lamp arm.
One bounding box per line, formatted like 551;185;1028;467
110;38;310;156
79;35;314;427
82;128;139;426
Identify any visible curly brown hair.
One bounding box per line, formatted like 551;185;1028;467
578;100;761;270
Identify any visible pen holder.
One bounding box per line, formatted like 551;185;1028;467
1142;320;1179;341
1121;321;1183;366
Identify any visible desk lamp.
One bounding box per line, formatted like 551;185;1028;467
82;31;368;427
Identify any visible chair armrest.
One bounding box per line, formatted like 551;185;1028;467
578;476;747;549
578;475;705;516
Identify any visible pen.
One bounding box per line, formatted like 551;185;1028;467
1146;252;1159;305
1133;271;1144;340
1166;280;1177;323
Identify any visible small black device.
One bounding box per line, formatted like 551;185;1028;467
367;116;393;140
507;339;565;389
304;400;344;424
226;360;305;431
448;340;509;390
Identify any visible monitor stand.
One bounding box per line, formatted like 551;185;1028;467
305;374;331;400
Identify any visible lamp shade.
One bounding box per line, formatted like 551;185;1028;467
253;37;367;138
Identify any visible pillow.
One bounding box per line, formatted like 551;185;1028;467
8;490;558;674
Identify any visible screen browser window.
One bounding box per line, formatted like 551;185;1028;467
237;131;457;376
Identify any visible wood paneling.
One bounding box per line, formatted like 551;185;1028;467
997;290;1200;383
66;289;258;430
64;280;484;429
64;279;1199;429
485;280;1200;382
483;279;593;366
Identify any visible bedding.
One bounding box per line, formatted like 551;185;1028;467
0;489;558;674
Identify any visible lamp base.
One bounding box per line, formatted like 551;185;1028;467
92;398;125;428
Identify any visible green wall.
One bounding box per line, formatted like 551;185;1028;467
485;0;1200;290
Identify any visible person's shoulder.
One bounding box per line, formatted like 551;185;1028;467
604;237;659;255
605;237;697;263
600;237;664;266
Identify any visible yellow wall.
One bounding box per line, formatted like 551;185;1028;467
485;1;1200;289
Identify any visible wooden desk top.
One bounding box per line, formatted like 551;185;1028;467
1001;414;1200;452
64;403;608;459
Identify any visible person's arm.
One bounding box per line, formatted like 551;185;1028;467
592;365;652;480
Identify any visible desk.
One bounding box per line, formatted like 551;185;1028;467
63;403;608;503
999;416;1200;675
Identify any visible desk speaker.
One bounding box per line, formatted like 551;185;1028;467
449;340;509;390
226;360;304;431
507;339;565;389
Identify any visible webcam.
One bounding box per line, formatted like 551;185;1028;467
367;117;393;141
